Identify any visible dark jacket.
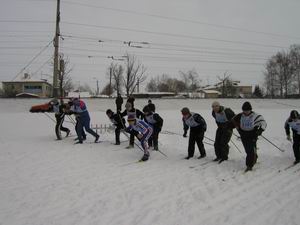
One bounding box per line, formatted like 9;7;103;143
183;113;207;133
109;112;126;129
120;108;144;120
212;106;235;129
144;113;163;131
148;103;156;112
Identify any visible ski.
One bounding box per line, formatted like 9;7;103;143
189;160;214;169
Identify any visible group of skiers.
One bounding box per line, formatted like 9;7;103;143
39;97;300;172
182;101;267;172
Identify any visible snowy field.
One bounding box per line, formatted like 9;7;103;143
1;98;300;225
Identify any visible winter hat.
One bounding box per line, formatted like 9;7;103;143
143;105;151;113
127;114;136;121
181;107;190;115
242;101;252;111
106;109;113;115
211;101;220;108
290;110;299;119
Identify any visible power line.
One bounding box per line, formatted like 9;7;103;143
0;19;54;24
62;0;300;40
61;33;275;55
11;39;53;81
62;21;287;49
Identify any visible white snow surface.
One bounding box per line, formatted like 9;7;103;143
1;98;300;225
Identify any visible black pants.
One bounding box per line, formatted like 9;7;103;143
148;129;160;150
129;132;135;146
241;135;258;168
214;128;233;160
75;117;86;140
292;134;300;161
55;113;70;140
188;130;206;157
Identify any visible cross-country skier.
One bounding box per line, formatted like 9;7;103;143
120;102;144;148
125;114;153;161
181;107;207;159
211;101;235;163
232;101;267;172
143;105;163;150
285;110;300;165
106;109;126;145
115;94;123;112
49;98;70;140
69;98;99;144
147;99;156;112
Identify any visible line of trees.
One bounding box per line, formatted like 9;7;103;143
264;44;300;98
146;69;201;93
101;53;147;97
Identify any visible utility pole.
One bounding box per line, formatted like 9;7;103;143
96;79;99;96
109;67;112;97
137;78;140;93
52;0;61;98
59;58;64;100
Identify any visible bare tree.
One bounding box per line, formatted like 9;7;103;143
290;45;300;95
217;72;232;97
58;54;74;98
123;53;147;96
101;83;113;96
146;77;159;92
264;56;279;98
109;63;124;95
179;69;201;92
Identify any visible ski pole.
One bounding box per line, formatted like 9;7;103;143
261;135;285;152
230;139;242;154
204;136;214;143
44;112;56;123
121;130;144;153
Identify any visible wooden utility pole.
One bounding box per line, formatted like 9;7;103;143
52;0;61;97
109;67;112;97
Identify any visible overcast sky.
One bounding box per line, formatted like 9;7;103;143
1;0;300;92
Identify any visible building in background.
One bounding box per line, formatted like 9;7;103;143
2;73;52;98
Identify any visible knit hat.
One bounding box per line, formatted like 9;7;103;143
290;110;299;119
242;101;252;111
211;101;220;108
143;105;151;113
181;107;190;115
127;114;136;121
106;109;113;115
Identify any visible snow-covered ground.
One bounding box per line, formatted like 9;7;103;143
1;98;300;225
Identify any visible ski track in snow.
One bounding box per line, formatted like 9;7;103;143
0;99;300;225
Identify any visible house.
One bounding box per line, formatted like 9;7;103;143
2;74;52;98
198;90;221;98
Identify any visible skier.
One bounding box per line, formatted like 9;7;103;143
143;105;163;150
232;101;267;172
211;101;235;163
49;98;70;140
106;109;126;145
115;93;123;112
147;99;156;112
127;95;135;108
125;114;153;161
120;102;144;148
181;107;207;159
284;110;300;164
69;98;99;144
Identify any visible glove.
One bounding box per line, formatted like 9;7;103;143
183;131;187;138
254;126;263;136
137;133;143;139
287;135;292;141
